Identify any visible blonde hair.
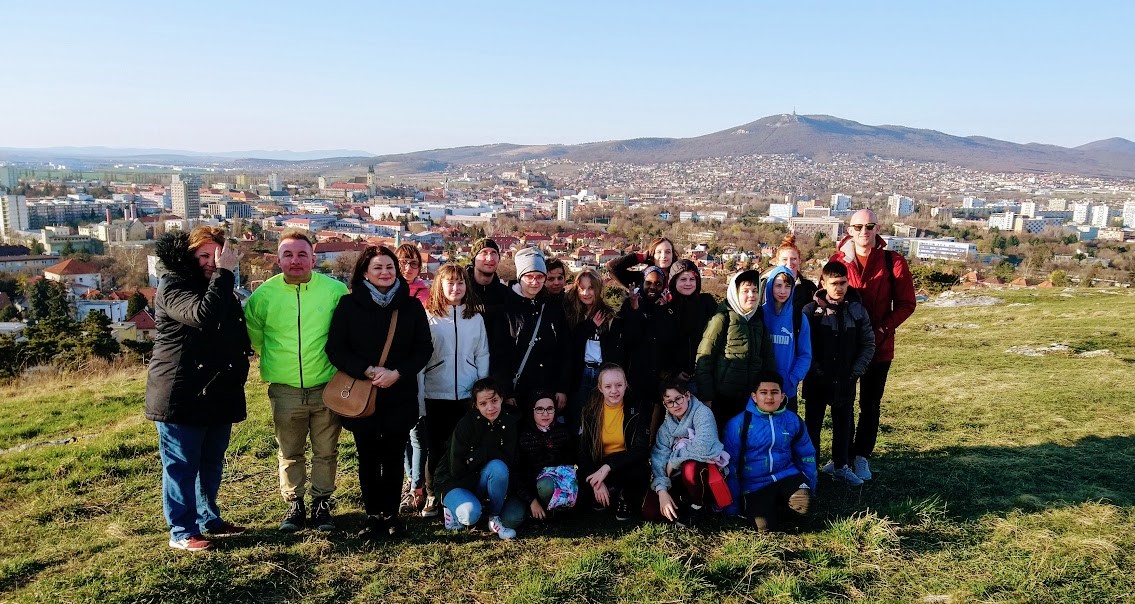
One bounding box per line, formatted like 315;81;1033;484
565;268;614;329
580;363;627;464
426;263;480;319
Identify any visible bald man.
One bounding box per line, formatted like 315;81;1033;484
828;209;916;481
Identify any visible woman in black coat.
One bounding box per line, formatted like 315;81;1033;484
326;245;432;541
145;226;251;552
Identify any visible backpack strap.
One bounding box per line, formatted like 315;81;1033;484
738;409;753;512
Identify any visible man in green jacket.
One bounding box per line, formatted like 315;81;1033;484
245;231;348;532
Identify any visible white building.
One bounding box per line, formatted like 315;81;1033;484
268;173;281;192
962;197;986;209
557;197;574;222
988;211;1016;231
170;174;201;220
831;194;852;213
0;194;29;236
1123;201;1135;229
77;299;129;323
1071;202;1092;225
0;165;18;192
768;203;796;220
888;195;914;217
1019;201;1037;218
1089;205;1110;228
909;239;976;261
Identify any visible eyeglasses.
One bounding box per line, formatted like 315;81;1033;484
399;260;421;268
533;406;555;414
849;223;877;232
661;394;687;408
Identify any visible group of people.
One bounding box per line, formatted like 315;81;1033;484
145;208;916;551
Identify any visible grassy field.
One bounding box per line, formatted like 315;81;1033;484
2;288;1134;603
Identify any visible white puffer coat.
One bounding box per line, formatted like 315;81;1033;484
422;304;490;401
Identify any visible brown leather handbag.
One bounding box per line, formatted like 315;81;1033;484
323;310;398;418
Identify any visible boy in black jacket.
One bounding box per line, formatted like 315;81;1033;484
801;262;876;486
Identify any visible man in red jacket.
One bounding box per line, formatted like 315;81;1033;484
829;209;917;481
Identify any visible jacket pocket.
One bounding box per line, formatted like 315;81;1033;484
424;360;444;374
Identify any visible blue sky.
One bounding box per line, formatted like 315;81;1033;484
3;1;1131;154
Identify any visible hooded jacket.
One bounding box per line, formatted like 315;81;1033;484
433;406;519;495
244;271;347;388
801;288;875;407
621;292;680;408
325;275;433;436
466;264;510;340
422;304;490;401
694;272;777;403
492;287;571;400
650;395;726;491
667;261;718;378
723;397;816;509
760;266;812;399
759;268;817;319
830;236;917;363
145;231;251;425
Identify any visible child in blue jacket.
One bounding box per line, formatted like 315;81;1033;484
722;371;817;532
761;266;812;413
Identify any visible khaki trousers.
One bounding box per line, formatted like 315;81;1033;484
268;383;342;501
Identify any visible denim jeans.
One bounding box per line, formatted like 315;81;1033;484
442;459;525;528
403;417;428;490
156;421;232;541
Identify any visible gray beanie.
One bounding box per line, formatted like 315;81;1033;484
515;247;547;278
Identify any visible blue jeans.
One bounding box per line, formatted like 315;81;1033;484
156;422;232;541
403;418;427;490
442;459;525;528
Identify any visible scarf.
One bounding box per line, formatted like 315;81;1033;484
364;279;400;307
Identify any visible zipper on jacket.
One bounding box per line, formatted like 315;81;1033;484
296;285;304;388
766;414;776;477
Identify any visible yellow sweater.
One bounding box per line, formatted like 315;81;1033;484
601;403;626;457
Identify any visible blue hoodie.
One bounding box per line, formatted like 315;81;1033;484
760;265;812;400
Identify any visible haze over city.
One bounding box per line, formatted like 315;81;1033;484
4;1;1132;153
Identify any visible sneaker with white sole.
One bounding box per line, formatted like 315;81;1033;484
442;507;463;531
820;461;835;475
420;495;439;518
488;515;516;540
833;465;865;486
853;456;873;481
169;535;213;551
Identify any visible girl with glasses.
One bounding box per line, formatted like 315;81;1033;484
515;390;579;521
643;374;728;527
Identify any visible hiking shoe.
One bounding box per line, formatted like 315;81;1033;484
169;535;213;551
280;499;305;532
787;486;812;516
311;497;335;531
834;465;864;486
205;522;247;537
820;461;835;475
357;515;387;541
614;498;632;521
853;456;873;481
488;516;516;540
420;495;439;518
398;489;416;514
443;507;463;531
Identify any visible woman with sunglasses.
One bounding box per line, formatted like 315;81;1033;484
643;374;727;527
515;390;578;521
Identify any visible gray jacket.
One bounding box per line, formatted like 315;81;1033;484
650;396;726;491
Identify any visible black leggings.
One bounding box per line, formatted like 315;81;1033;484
424;398;468;494
353;423;409;517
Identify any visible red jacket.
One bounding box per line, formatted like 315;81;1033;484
830;236;917;362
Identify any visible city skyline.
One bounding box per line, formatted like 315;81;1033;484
4;1;1132;153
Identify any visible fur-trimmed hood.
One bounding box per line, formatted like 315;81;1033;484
155;230;203;283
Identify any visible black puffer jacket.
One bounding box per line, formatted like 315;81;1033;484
491;288;571;400
145;231;251;425
514;421;577;504
325;277;433;437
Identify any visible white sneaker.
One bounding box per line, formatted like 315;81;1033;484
488;516;516;540
442;507;463;531
853;456;873;481
834;465;864;486
820;461;835;475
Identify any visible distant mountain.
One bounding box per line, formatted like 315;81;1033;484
368;114;1135;178
2;116;1132;178
1076;137;1135;155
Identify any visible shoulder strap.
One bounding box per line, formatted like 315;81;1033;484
378;309;399;367
513;304;545;388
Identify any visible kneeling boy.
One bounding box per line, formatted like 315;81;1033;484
722;371;817;531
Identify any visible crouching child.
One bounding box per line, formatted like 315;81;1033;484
723;371;817;532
